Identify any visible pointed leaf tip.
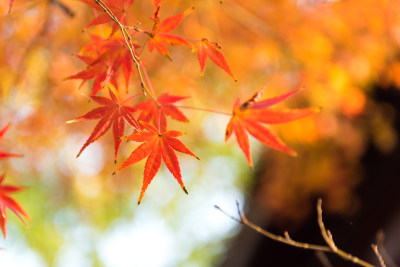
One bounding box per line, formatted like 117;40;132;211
182;186;188;194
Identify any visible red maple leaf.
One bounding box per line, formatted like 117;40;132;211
135;93;189;132
147;6;194;60
195;39;236;81
225;88;319;167
81;0;136;36
114;121;198;204
0;124;22;160
0;174;30;238
67;35;137;95
67;89;140;161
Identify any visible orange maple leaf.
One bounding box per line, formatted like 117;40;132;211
67;89;140;161
0;174;30;238
114;121;198;204
135;93;189;132
67;35;137;95
147;6;194;60
195;39;236;81
81;0;136;36
225;88;320;167
0;124;22;160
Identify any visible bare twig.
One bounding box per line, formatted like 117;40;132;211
93;0;160;106
372;244;386;267
375;231;397;267
216;199;377;267
215;201;331;252
317;199;374;267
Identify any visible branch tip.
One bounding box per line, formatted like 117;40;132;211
182;186;188;194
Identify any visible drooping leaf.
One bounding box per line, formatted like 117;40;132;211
67;89;140;161
0;124;22;160
147;7;194;59
114;121;198;204
0;174;30;238
81;0;136;36
135;93;189;132
225;88;319;167
195;39;236;81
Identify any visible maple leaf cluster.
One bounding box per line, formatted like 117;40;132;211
7;0;319;205
67;35;136;95
63;0;319;204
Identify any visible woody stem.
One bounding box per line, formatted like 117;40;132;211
93;0;159;106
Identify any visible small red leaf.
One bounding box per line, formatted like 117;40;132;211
67;90;140;160
147;7;194;59
114;121;197;204
225;89;319;166
195;39;236;81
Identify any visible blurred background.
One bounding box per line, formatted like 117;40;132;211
0;0;400;266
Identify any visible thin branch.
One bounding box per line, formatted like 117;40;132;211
216;199;378;267
215;201;331;252
375;231;397;267
93;0;159;105
372;244;386;267
317;198;375;267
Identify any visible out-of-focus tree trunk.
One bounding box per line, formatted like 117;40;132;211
219;85;400;267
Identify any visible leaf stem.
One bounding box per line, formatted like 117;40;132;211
139;60;158;104
142;30;202;43
175;105;232;116
120;93;143;105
